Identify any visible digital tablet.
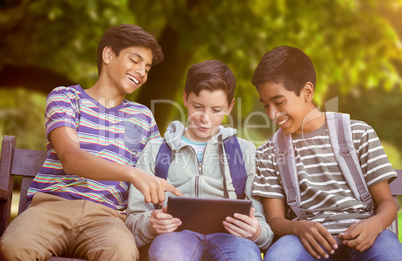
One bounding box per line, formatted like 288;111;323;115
167;197;252;234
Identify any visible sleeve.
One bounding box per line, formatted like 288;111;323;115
146;108;161;142
125;140;160;247
241;140;274;251
252;141;285;200
45;87;78;137
352;122;397;188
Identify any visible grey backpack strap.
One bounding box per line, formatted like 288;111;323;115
273;129;308;220
326;112;373;213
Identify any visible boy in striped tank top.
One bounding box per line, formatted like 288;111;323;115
251;46;402;260
1;24;182;261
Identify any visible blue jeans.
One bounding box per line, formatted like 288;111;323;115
148;230;262;261
264;230;402;261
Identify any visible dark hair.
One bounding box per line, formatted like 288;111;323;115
97;24;164;75
251;46;316;96
184;60;236;105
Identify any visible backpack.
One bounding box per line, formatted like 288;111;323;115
272;112;373;220
155;135;248;199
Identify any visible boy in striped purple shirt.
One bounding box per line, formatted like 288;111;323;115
1;24;182;261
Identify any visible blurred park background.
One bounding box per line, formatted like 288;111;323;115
1;0;402;238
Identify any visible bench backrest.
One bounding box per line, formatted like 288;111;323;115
0;135;46;236
389;169;402;234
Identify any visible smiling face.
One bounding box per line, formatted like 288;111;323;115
103;46;153;95
258;81;318;135
183;89;234;142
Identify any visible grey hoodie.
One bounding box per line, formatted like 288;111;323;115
125;121;273;251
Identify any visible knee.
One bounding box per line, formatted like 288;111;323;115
264;235;307;261
231;237;261;259
149;233;197;261
1;235;37;260
89;232;139;261
91;242;139;261
148;234;179;260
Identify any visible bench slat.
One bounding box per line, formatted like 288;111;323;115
11;148;46;177
390;170;402;195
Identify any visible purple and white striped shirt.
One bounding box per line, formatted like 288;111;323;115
27;85;160;211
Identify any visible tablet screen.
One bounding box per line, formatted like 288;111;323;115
167;197;252;234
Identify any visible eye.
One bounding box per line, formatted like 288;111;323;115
275;101;285;106
130;59;139;64
213;109;222;113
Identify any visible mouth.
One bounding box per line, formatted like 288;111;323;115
197;125;210;131
127;74;140;85
276;117;288;126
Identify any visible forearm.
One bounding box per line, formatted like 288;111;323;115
126;211;157;248
369;198;398;231
253;214;274;250
248;196;274;250
126;185;158;247
268;217;301;238
60;148;138;183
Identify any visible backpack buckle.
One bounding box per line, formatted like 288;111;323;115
287;188;298;206
339;143;351;157
360;191;372;203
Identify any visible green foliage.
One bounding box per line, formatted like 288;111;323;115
0;88;47;151
0;0;401;160
129;0;402;112
0;0;134;88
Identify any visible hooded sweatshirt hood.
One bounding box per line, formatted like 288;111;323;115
164;121;237;151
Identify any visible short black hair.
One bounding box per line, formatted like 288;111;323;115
97;24;164;75
252;46;316;96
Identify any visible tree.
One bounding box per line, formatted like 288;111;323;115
1;0;401;133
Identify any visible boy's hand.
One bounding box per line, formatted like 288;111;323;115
150;206;182;234
338;218;382;252
222;207;261;241
132;168;183;205
294;220;338;259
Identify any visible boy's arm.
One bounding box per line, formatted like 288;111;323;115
263;197;338;259
222;140;274;251
338;122;399;251
50;126;182;204
339;180;398;251
125;141;181;247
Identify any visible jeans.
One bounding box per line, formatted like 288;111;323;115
264;230;402;261
148;230;262;261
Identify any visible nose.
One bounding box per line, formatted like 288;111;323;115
267;106;277;120
199;113;209;123
135;66;146;78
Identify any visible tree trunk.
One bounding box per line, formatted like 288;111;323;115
0;64;75;93
136;23;196;133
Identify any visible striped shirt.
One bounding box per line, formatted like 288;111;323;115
181;136;207;162
27;85;160;211
252;120;396;234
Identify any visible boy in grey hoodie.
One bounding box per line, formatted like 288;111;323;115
126;60;273;260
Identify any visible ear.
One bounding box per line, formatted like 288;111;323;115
102;46;113;65
302;82;315;102
183;91;189;108
226;98;235;114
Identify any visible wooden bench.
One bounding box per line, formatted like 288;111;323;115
0;135;86;261
1;135;402;259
